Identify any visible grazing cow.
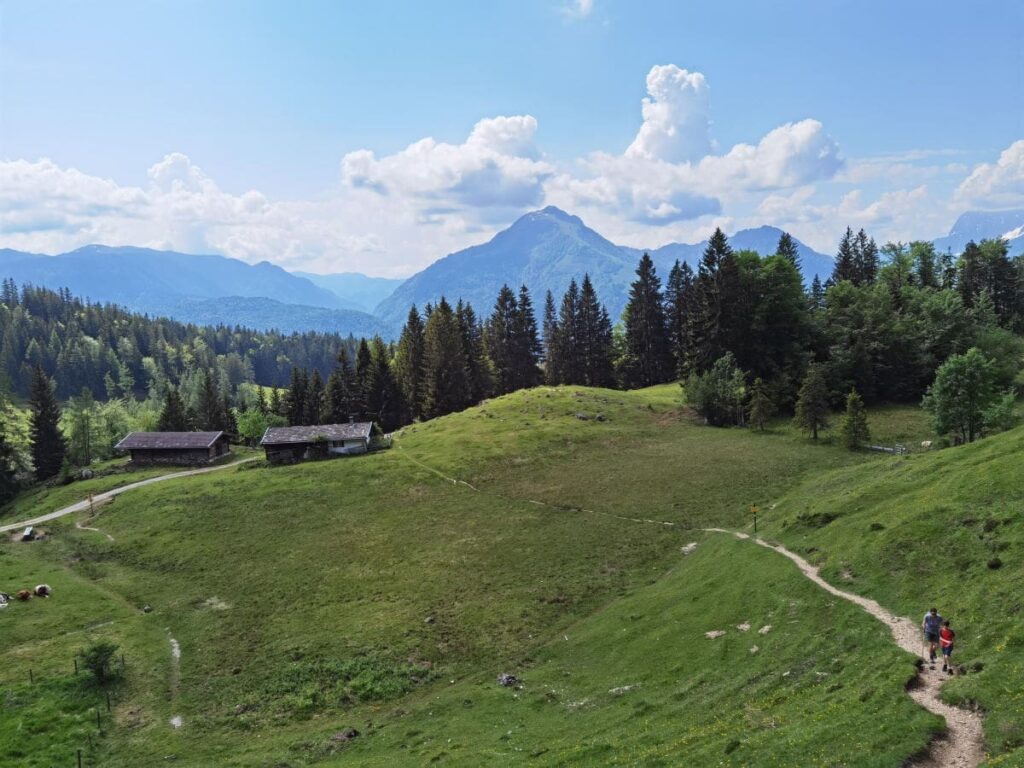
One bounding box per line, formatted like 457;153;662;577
34;584;51;597
16;590;32;601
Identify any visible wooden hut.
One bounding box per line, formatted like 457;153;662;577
115;431;231;466
260;422;373;464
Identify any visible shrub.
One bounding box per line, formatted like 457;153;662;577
78;641;121;685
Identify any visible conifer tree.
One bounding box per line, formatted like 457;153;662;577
555;279;581;384
256;385;268;415
393;305;426;421
577;274;614;386
484;285;520;394
269;386;283;417
838;389;870;450
693;229;738;372
747;377;776;431
776;232;801;269
808;274;826;312
515;285;543;389
157;388;190;431
326;347;358;423
542;290;560;384
853;229;880;285
457;302;491;403
355;339;373;413
830;227;858;285
365;337;405;431
286;367;308;426
665;260;696;376
305;368;325;425
621;254;671;387
28;364;66;480
421;298;470;418
793;364;831;440
197;370;223;431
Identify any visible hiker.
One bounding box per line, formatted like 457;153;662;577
922;607;943;666
940;620;956;674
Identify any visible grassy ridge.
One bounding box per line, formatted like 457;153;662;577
764;427;1024;765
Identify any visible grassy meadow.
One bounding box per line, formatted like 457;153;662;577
762;427;1024;765
0;384;998;766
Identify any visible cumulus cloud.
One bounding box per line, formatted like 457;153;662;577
340;115;552;209
626;65;712;163
955;139;1024;207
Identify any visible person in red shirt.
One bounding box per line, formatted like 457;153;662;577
940;620;956;674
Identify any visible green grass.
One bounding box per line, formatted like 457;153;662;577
762;427;1024;765
0;385;998;765
336;534;936;767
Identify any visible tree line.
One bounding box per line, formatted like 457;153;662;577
2;226;1022;494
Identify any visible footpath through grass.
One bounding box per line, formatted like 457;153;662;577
763;426;1024;766
0;385;937;765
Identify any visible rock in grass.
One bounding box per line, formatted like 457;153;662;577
497;673;520;687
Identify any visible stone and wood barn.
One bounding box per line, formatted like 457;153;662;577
115;431;231;466
260;422;374;464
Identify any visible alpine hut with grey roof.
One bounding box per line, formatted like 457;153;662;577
260;422;374;464
115;431;231;466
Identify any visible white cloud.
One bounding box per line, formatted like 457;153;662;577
626;65;712;164
955;139;1024;207
340;115;552;209
1;64;1008;276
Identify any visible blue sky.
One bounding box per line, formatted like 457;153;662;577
2;1;1023;275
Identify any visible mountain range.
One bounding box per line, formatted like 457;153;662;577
3;206;1021;339
374;207;834;328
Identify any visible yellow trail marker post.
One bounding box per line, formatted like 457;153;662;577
751;504;759;534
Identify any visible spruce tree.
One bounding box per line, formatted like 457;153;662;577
808;274;825;312
457;302;491;403
693;229;736;372
355;339;373;414
28;364;66;480
776;232;801;270
393;306;426;421
556;279;581;384
515;285;543;389
853;229;880;285
484;285;520;394
839;389;870;450
421;298;470;418
365;337;405;431
305;368;325;425
197;370;222;431
269;386;283;417
578;274;614;386
542;290;560;385
286;367;308;426
793;364;831;440
747;377;776;431
830;227;858;285
326;347;358;423
157;388;189;431
256;385;268;415
665;260;696;376
622;253;671;387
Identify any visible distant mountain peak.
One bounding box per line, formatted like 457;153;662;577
518;205;583;226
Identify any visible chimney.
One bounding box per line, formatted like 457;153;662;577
349;415;354;424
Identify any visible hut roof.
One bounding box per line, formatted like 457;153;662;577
115;431;225;451
260;422;373;446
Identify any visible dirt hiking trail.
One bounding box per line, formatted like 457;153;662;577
0;456;258;534
704;529;985;767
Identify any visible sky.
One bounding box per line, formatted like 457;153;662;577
1;0;1023;276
